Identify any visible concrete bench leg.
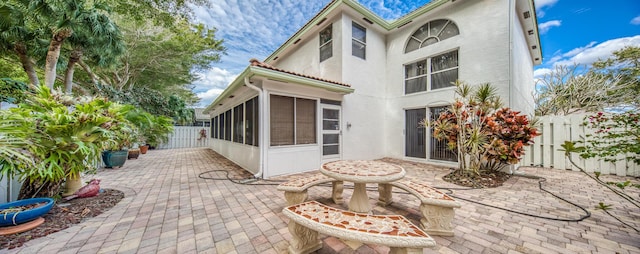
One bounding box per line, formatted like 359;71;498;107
284;191;308;206
287;221;322;254
389;247;424;254
420;203;455;236
377;183;393;206
332;181;344;204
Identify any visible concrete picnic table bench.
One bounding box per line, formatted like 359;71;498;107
276;173;343;205
282;201;436;254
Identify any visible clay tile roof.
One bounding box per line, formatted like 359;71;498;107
249;58;351;87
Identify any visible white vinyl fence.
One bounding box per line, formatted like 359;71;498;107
158;126;210;149
518;114;639;177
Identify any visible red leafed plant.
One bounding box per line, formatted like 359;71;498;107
424;81;539;175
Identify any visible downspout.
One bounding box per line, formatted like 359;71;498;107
508;0;513;108
244;77;266;178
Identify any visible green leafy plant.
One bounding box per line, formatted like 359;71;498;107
424;81;539;176
143;114;174;148
0;86;128;198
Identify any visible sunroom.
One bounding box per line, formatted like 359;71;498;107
204;60;354;178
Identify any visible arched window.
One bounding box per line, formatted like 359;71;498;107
405;19;459;53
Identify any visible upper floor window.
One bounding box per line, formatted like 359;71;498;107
405;50;458;94
319;24;332;62
405;19;459;53
352;22;366;59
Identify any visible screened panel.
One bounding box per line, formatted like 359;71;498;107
430;106;457;161
296;98;316;144
219;113;225;140
233;105;244;143
405;109;426;158
224;110;232;141
270;95;294;146
322;108;339;130
323;145;339;155
245;97;258;146
212;117;218;139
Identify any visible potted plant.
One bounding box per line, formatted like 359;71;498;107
143;114;174;149
101;107;136;168
0;86;120;198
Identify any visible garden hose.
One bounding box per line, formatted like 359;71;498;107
197;170;592;222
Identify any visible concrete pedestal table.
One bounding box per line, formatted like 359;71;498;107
320;160;405;213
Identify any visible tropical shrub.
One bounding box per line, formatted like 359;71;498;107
0;86;127;198
426;81;538;175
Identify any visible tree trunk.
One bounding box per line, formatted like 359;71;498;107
14;43;40;86
18;178;64;199
44;30;72;89
64;49;83;94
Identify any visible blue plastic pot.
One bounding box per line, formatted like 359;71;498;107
0;198;54;226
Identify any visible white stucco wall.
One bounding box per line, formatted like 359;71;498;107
339;13;388;161
272;17;343;83
510;5;536;115
383;0;512;161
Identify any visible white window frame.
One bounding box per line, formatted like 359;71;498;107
352;22;366;59
404;49;459;94
319;24;332;62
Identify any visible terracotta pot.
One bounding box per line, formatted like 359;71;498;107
139;145;149;154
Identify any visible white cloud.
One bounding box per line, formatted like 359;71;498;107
562;41;596;58
533;68;553;78
534;0;558;18
196;88;226;107
538;20;561;34
192;67;239;107
534;0;558;9
631;15;640;25
551;35;640;67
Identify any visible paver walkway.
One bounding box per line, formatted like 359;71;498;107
6;148;639;254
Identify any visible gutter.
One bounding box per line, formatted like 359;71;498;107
244;77;266;179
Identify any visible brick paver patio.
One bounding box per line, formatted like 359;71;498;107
6;148;639;253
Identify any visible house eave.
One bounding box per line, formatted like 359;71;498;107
203;66;354;114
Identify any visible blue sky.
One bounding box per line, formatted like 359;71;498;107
191;0;640;107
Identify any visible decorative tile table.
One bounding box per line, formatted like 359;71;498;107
321;160;405;213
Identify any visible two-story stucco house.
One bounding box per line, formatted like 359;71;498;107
203;0;542;179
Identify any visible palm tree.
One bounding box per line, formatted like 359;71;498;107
0;1;41;86
62;7;125;93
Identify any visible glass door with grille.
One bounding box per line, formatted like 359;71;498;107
405;108;426;158
321;106;341;159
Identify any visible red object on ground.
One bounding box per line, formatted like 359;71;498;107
64;179;101;201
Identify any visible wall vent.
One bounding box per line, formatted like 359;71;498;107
528;30;534;35
362;17;373;24
523;11;530;19
293;38;301;44
396;20;413;29
316;18;327;26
